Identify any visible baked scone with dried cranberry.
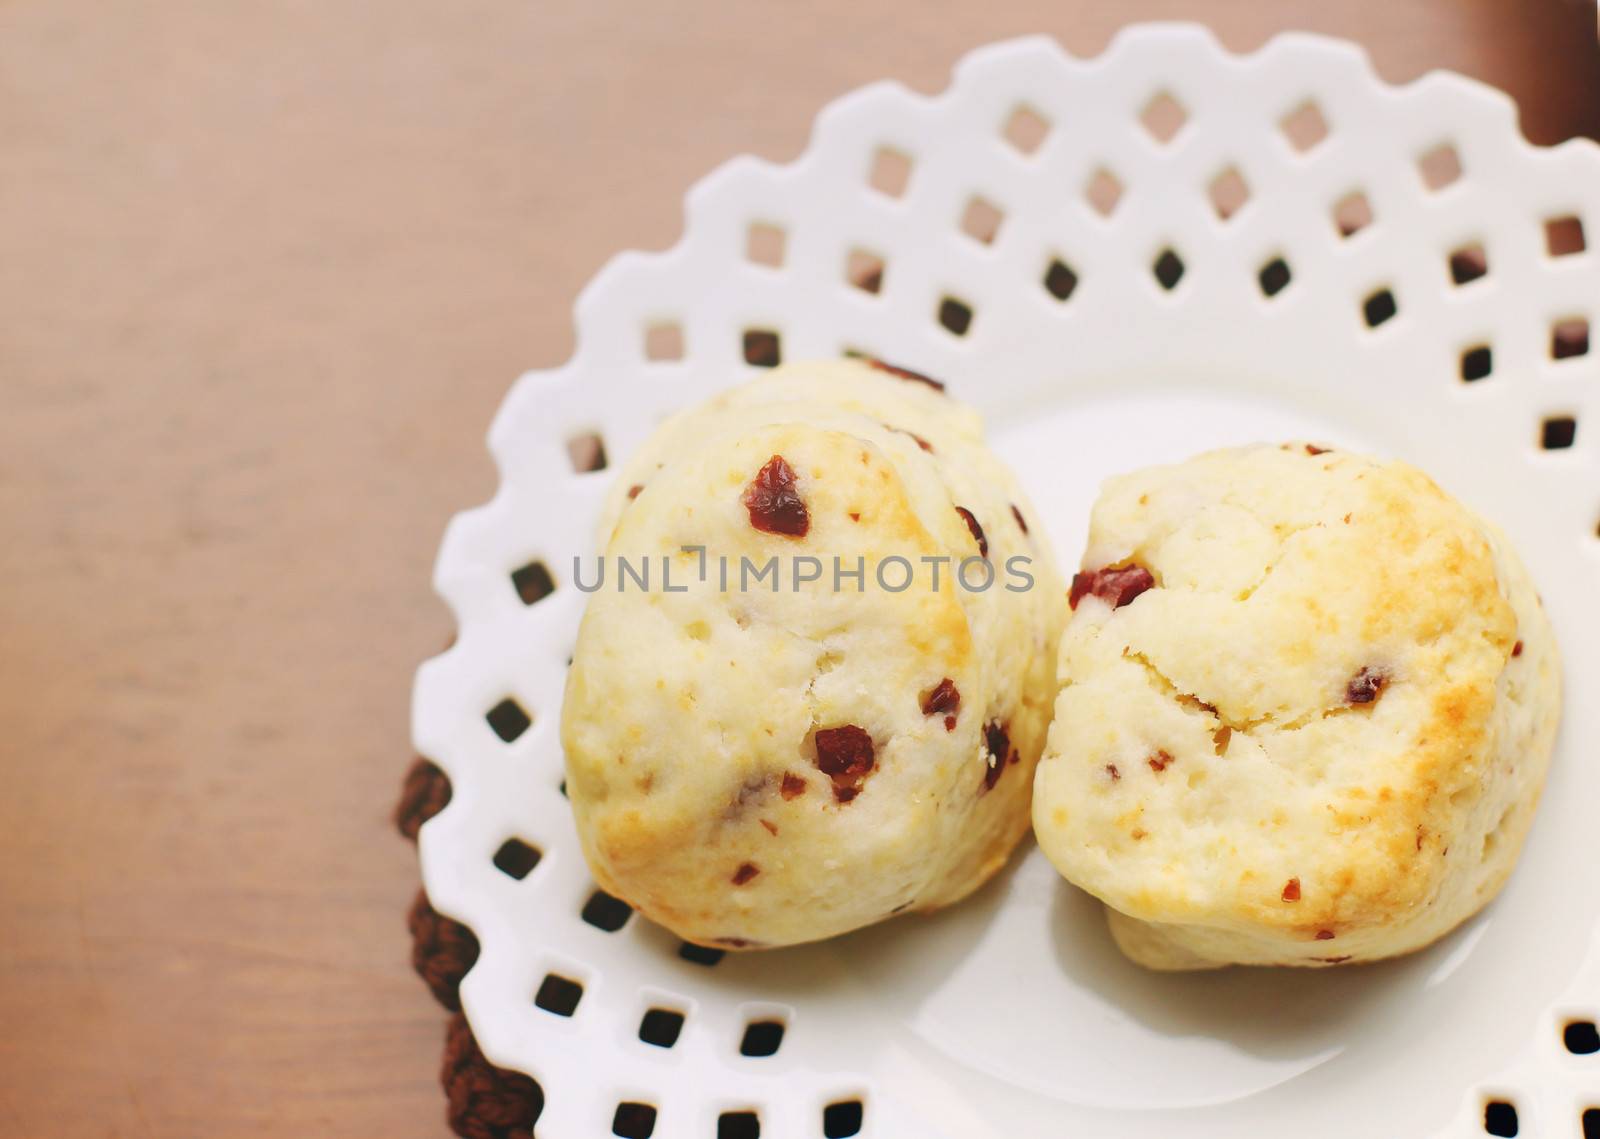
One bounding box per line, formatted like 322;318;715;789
1032;443;1560;970
561;358;1065;949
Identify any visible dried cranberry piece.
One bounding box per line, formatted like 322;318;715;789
1314;929;1335;941
1281;878;1301;902
779;772;807;800
1346;667;1387;705
982;720;1015;791
921;678;960;727
1105;764;1121;781
1010;504;1028;534
1069;564;1156;610
627;483;644;500
866;357;946;392
814;725;875;802
955;506;988;557
1305;444;1331;455
815;727;873;777
1147;750;1173;772
1512;640;1524;657
742;455;810;537
731;863;760;886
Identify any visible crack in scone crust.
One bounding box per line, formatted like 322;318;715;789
1123;649;1382;739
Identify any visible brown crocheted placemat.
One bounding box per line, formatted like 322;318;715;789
397;758;546;1138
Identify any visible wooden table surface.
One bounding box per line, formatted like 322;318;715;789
2;2;1597;1136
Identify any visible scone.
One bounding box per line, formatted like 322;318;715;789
561;358;1066;949
1032;443;1560;970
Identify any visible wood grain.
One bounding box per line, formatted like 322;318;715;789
1;2;1595;1136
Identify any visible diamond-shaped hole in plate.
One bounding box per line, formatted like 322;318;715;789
1258;256;1292;298
486;697;532;743
1138;91;1188;144
1461;344;1493;383
824;1100;865;1138
746;222;786;268
1085;167;1124;217
1584;1107;1600;1139
1553;317;1590;360
868;146;912;198
1419;142;1464;191
1333;189;1374;238
1207;166;1250;221
743;329;782;367
581;888;633;932
1450;242;1489;286
1541;415;1578;450
492;837;542;880
739;1019;786;1058
567;431;608;473
1001;103;1051;155
846;248;885;294
1363;287;1399;329
1566;1020;1600;1054
1279;100;1329;152
510;559;555;605
1547;215;1587;258
718;1111;760;1139
644;322;684;362
678;942;725;967
612;1102;657;1139
1152;248;1185;291
534;973;584;1017
1483;1099;1519;1137
1043;257;1078;302
639;1007;685;1049
938;296;974;336
960;196;1005;245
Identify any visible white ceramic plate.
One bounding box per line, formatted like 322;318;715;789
413;25;1600;1139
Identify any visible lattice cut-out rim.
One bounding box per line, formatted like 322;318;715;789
414;25;1600;1139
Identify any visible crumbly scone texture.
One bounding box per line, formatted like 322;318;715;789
1033;443;1561;970
562;359;1065;949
